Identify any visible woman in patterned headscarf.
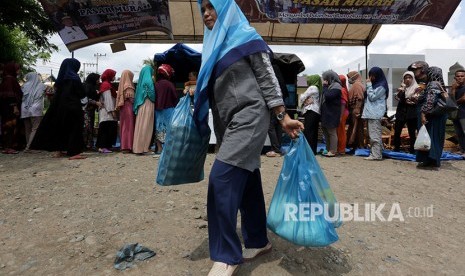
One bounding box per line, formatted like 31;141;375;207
154;64;177;153
361;67;388;161
194;0;303;274
413;64;448;168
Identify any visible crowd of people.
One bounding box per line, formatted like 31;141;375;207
0;59;182;159
1;58;464;165
1;58;464;166
1;0;465;275
295;61;465;168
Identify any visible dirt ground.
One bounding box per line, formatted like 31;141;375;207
1;149;464;276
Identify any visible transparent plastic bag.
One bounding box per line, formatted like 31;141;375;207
414;125;431;151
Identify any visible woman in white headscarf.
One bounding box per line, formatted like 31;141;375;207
393;71;419;153
194;0;303;275
20;71;48;151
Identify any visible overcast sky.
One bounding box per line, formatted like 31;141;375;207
34;2;465;79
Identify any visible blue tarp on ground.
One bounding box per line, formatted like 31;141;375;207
313;143;464;161
353;148;464;161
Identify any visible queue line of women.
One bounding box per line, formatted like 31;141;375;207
25;58;178;159
1;58;458;169
300;61;450;168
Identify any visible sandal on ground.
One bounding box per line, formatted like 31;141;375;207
322;151;336;157
266;151;279;157
208;262;238;276
98;148;112;154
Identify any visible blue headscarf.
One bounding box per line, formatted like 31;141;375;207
55;58;81;86
134;65;155;115
369;67;389;99
193;0;270;136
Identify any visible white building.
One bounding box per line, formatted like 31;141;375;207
332;49;465;115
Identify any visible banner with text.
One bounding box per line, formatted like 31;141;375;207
38;0;172;51
239;0;459;29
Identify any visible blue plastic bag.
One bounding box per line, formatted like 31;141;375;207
267;135;340;247
156;95;210;185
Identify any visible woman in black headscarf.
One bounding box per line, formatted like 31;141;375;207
31;58;86;159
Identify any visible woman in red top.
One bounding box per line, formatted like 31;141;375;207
337;74;350;155
0;62;22;154
154;64;178;153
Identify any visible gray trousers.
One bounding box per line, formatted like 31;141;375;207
322;127;338;153
24;116;43;150
367;119;383;159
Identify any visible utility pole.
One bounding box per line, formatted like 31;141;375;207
82;62;97;80
94;53;106;74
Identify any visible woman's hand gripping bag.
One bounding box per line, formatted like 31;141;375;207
267;135;340;247
156;95;210;185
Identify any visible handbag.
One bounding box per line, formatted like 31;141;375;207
430;87;458;116
156;95;210;185
267;135;340;247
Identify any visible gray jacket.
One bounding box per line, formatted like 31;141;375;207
211;52;284;171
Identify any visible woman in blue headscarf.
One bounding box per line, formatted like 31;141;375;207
194;1;303;275
361;66;389;160
132;65;155;155
30;58;86;159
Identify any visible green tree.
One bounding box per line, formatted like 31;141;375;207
0;0;57;68
0;26;54;71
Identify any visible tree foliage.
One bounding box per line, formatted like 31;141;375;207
0;0;58;67
0;26;54;71
0;0;56;49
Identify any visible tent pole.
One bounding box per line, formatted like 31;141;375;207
365;45;368;80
